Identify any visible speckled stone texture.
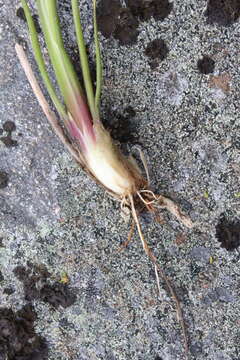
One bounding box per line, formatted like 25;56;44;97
0;1;240;359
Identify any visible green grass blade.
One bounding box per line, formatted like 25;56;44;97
36;0;87;121
20;0;66;119
71;0;98;120
93;0;102;111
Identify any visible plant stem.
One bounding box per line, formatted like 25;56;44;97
93;0;102;112
21;0;66;119
71;0;98;120
36;0;93;134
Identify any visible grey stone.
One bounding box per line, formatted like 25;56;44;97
1;1;240;359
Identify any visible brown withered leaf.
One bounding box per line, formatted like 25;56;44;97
209;73;231;93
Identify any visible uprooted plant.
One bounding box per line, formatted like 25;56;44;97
16;0;193;357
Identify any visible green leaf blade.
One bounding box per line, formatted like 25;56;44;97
20;0;66;119
36;0;94;137
71;0;98;120
93;0;102;111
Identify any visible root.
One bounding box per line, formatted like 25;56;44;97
129;194;189;358
136;150;193;229
154;264;162;300
117;221;135;252
137;190;193;228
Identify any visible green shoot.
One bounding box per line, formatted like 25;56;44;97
36;0;89;127
20;0;66;119
71;0;98;120
93;0;102;112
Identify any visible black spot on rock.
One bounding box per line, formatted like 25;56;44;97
0;121;18;147
16;6;27;21
0;271;4;282
39;283;77;309
16;7;42;33
205;0;240;26
97;0;139;45
104;109;138;144
3;288;15;295
0;171;9;189
14;263;77;309
0;136;18;147
0;305;48;360
97;0;172;45
216;215;240;251
197;56;215;74
97;0;122;38
124;106;136;118
145;39;169;69
2;121;16;133
114;8;139;45
126;0;173;21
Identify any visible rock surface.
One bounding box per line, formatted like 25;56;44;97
0;1;240;359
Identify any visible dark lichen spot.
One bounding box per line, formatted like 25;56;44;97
205;0;240;26
114;8;139;45
0;271;4;282
40;283;77;308
126;0;173;21
97;0;139;45
97;0;122;38
0;305;48;359
3;288;15;295
97;0;172;45
16;6;27;21
124;106;136;118
0;171;9;189
16;7;42;33
197;56;215;74
103;109;138;144
145;39;169;69
155;356;163;360
14;263;76;309
216;215;240;251
2;121;16;133
0;122;18;147
0;136;18;147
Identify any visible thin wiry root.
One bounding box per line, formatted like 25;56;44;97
117;220;135;252
129;195;189;358
137;190;193;228
154;264;162;300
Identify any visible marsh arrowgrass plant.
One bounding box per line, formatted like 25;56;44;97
16;0;193;355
